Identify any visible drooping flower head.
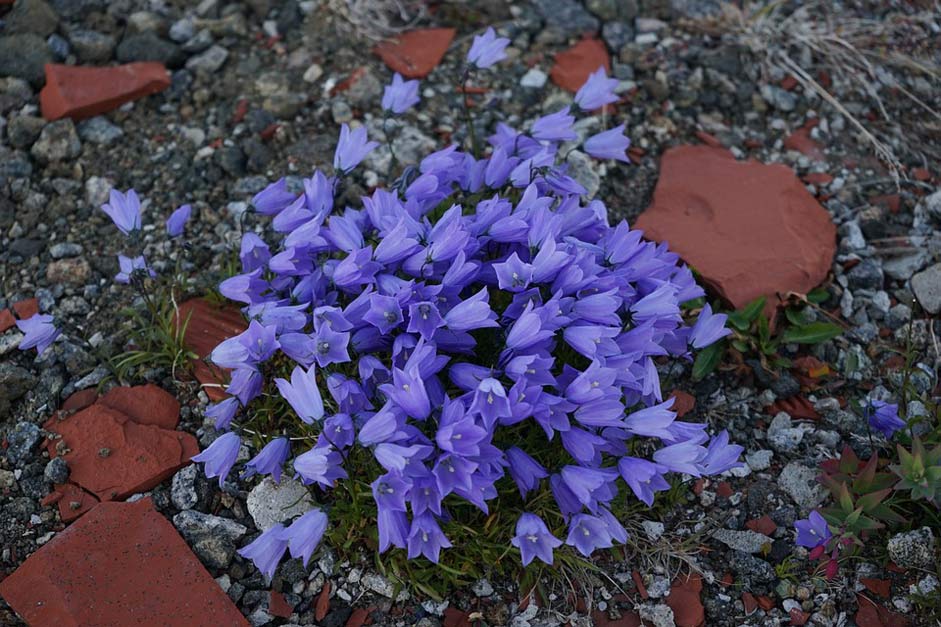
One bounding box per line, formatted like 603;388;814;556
382;72;420;114
191;432;241;488
466;27;509;69
511;513;562;566
166;203;192;237
101;188;142;235
334;123;379;174
584;125;631;162
242;437;291;483
237;524;289;579
574;66;619;111
16;314;61;355
114;255;155;284
866;399;905;439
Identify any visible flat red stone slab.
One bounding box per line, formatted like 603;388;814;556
0;498;248;626
40;62;171;122
99;384;181;430
0;309;14;333
550;38;610;93
12;297;38;320
635;145;836;311
44;404;196;501
176;298;248;402
373;28;456;78
42;482;99;522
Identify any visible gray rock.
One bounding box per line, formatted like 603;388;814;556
116;32;183;67
126;11;167;36
344;67;382;109
641;520;664;540
68;29;116;63
169;18;196;43
44;457;69;484
883;250;929;281
761;84;797;111
586;0;638;21
566;149;601;198
185;44;229;74
5;0;59;37
362;572;396;598
49;242;82;258
5;421;41;465
713;528;772;554
887;527;935;569
767;412;807;453
7;114;45;148
31;119;81;163
534;0;600;37
171;464;199;510
923;189;941;223
181;29;214;54
246;477;315;530
912;263;941;314
85;175;113;206
846;259;884;291
0;34;53;86
77;116;124;145
745;449;773;471
779;462;827;509
472;578;494;597
520;68;548;89
638;604;674;627
770;372;800;398
1;364;36;414
728;550;776;586
601;21;634;50
174;509;248;543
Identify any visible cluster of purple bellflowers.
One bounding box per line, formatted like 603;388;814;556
186;27;741;576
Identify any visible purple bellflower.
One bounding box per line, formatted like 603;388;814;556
238;524;289;579
407;512;452;563
16;313;60;355
511;513;562;566
279;509;328;566
191;431;241;488
574;67;619;111
467;27;509;69
690;304;730;348
382;72;420;114
242;437;291;483
101;188;142;235
275;365;325;424
584;125;631;162
166;203;192;237
114;255;155;284
866;399;905;439
334;124;379;174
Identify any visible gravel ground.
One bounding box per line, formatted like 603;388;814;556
2;0;940;625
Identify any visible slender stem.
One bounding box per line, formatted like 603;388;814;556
383;111;399;174
460;68;480;158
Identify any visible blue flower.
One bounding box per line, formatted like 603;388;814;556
575;67;619;111
238;525;289;579
382;72;420;114
511;513;562;566
242;437;291;483
584;125;631;162
166;203;192;237
191;432;241;488
466;27;509;69
866;399;906;438
16;313;60;355
279;509;328;566
333;123;379;174
101;188;141;235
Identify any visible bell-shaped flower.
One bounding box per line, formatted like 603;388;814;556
511;513;562;566
237;524;288;579
278;509;328;566
275;365;325;424
192;431;241;488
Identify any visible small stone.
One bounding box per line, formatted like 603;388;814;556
171;464;198;510
887;527;935;569
883;251;929;281
0;34;53;87
77;117;124;145
566;149;601;198
68;30;116;63
638;603;674;627
5;0;59;37
767;412;807;452
117;32;182;67
44;457;69;484
761;84;797;111
49;242;82;259
31;119;82;164
302;63;323;83
520;68;548;89
85;176;113;206
846;259;884;291
181;30;214;54
745;450;773;471
246;477;316;530
779;462;827;509
472;579;494;597
185;45;229;74
46;258;91;284
712;529;771;554
5;421;41;465
169;19;196;43
534;0;599;37
362;572;396;598
642;520;665;541
911;263;941;314
7;115;46;149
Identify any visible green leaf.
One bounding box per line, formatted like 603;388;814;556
692;341;725;380
807;288;829;304
780;322;842;344
727;297;766;330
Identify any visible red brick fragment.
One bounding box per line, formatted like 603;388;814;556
695;130;722;148
757;596;776;611
0;498;247;626
43;404;196;501
861;578;891;598
550;38;610;92
783;128;825;160
666;573;704;627
742;592;758;615
61;388;98;413
803;172;833;186
269;590;294;618
0;309;14;333
346;608;371;627
373;28;456;79
790;608;810;625
12;298;39;320
669;390;695;417
443;607;473;627
175;298;248;402
40;63;171;122
632;570;648;599
52;482;99;522
315;581;331;621
99;384;181;430
745;515;777;536
716;481;733;498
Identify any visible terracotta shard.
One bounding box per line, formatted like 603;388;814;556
43;403;196;501
635;145;836;311
52;482;99;522
40;62;171;122
99;384;181;430
175;298;248;402
0;498;248;626
269;590;294;618
0;308;14;333
666;573;705;627
60;388;99;413
550;38;610;92
784;128;825;160
373;28;456;78
12;297;39;319
669;390;695;417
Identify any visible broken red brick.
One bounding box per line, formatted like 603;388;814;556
443;607;473;627
669;390;696;417
666;573;704;627
803;172;833;186
0;498;247;626
61;389;99;413
0;309;14;333
783;128;825;160
98;384;181;430
373;28;456;79
860;578;891;598
745;515;777;536
269;590;294;618
43;403;196;502
12;298;39;320
695;130;722;148
175;298;248;402
742;592;758;615
716;481;733;498
632;570;648;599
550;38;610;92
315;581;331;621
756;596;776;611
40;63;171;122
51;482;99;522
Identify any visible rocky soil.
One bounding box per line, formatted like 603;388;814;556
1;0;940;626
